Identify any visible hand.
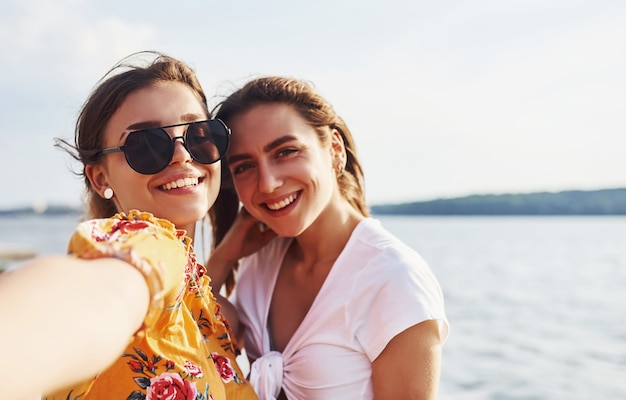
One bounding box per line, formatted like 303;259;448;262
206;208;277;293
215;207;277;264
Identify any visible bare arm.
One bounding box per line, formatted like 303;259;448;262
371;320;444;400
0;255;149;399
206;208;276;297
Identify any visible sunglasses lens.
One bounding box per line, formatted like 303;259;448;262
186;120;229;164
124;129;172;174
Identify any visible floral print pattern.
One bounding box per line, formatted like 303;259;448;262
146;373;197;400
211;353;236;383
120;348;220;400
43;211;256;400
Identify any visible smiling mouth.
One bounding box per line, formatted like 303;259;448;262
266;193;298;210
160;177;200;191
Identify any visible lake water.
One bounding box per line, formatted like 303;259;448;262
1;215;625;399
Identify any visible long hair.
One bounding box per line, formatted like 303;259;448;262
213;76;370;294
55;51;232;254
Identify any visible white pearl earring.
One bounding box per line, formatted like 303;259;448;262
103;187;114;200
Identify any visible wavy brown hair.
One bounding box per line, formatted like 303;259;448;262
55;51;232;252
213;76;370;294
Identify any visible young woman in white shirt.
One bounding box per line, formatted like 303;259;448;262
208;76;449;400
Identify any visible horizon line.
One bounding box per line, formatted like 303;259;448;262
1;186;625;212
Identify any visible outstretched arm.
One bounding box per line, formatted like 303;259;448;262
0;255;149;399
371;320;444;400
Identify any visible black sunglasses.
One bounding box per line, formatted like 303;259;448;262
96;119;230;175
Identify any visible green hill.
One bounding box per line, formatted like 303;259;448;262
370;188;626;215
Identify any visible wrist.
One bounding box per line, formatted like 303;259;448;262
208;248;238;270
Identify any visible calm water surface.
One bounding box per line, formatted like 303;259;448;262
381;216;626;400
1;215;625;399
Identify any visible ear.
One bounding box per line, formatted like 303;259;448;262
85;163;110;198
330;128;347;165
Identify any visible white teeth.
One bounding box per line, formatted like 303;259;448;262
267;194;297;210
161;177;199;190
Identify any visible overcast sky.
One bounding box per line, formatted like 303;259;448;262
1;0;625;209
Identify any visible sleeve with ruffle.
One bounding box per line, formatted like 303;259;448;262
66;210;193;331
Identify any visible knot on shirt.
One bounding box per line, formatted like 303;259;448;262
250;350;284;400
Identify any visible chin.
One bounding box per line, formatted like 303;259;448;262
270;223;306;238
168;208;208;226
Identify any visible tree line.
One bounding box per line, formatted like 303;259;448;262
370;188;626;215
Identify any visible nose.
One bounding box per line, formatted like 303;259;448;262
258;162;282;194
170;136;192;165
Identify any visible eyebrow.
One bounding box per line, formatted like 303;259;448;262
228;135;297;164
119;113;206;141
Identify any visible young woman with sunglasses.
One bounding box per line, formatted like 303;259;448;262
0;52;257;400
207;77;450;400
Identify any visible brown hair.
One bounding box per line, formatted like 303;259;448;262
213;76;370;294
55;51;231;252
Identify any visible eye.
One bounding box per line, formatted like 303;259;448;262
276;147;298;158
231;161;254;176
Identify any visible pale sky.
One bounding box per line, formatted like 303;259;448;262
1;0;625;208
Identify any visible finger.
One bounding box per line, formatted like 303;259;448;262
235;208;257;226
261;227;278;241
257;222;268;233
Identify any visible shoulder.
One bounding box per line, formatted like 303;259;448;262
74;210;187;244
68;210;193;277
348;218;429;274
346;219;449;357
346;218;445;312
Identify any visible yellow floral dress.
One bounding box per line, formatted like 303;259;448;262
44;210;257;400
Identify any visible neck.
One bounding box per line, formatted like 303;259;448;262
292;204;363;266
181;224;196;240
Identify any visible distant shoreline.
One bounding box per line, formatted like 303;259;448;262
0;205;82;218
1;187;625;217
370;187;626;216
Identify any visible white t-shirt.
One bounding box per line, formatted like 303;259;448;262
231;218;449;400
